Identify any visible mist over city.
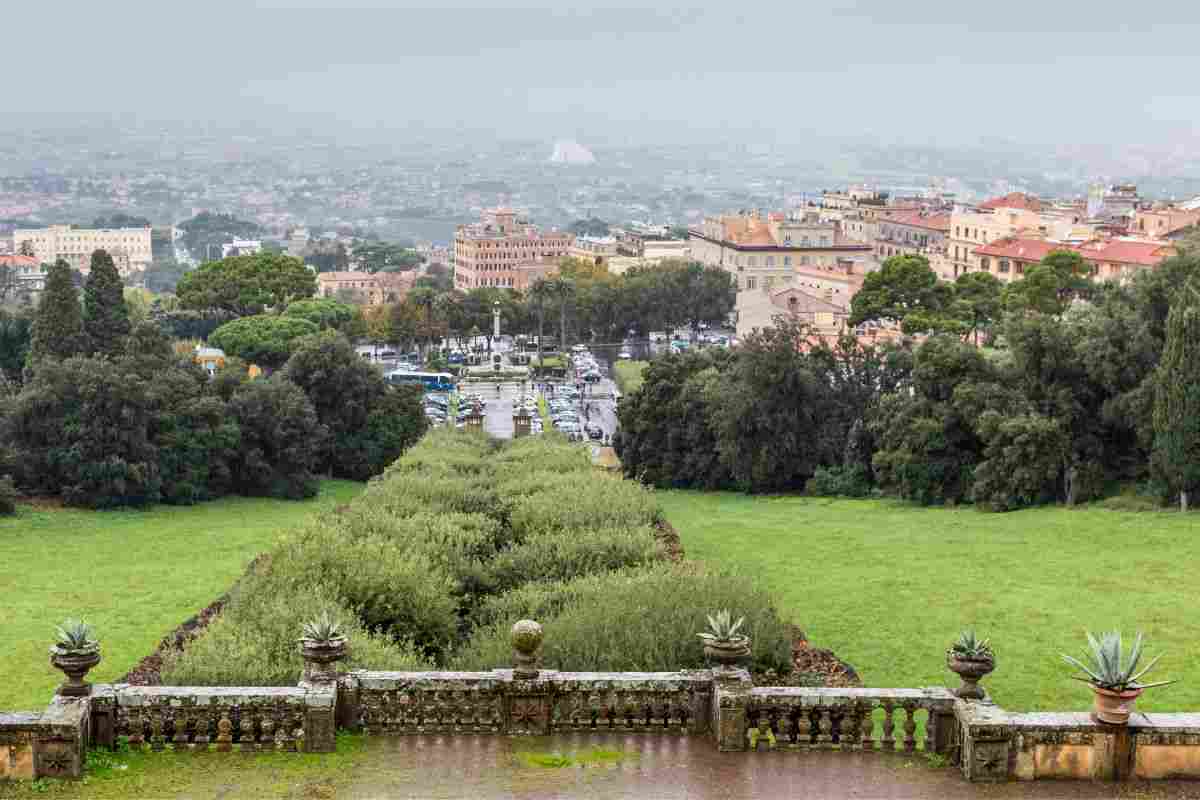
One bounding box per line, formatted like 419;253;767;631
4;4;1200;798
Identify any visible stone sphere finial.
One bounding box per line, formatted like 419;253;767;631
511;619;543;679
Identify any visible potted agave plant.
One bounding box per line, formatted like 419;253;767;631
298;610;348;682
946;629;995;700
50;619;101;697
698;610;751;669
1062;631;1174;725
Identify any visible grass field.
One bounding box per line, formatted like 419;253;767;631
659;492;1200;714
0;481;364;712
613;361;647;394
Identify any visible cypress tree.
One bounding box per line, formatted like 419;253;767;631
1152;287;1200;511
82;249;130;355
28;259;84;364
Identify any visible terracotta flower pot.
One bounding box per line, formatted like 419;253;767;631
1091;685;1143;725
946;654;995;700
50;646;101;697
703;638;751;669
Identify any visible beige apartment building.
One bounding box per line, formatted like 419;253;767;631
945;194;1090;279
453;209;573;291
568;235;619;268
1132;207;1200;240
689;210;874;298
12;225;152;277
317;270;415;305
973;236;1175;283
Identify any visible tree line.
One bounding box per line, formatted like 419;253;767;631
0;252;427;510
617;248;1200;511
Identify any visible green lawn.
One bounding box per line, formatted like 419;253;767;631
0;481;364;712
659;492;1200;714
613;361;647;394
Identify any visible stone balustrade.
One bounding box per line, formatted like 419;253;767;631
7;616;1200;785
104;685;336;754
339;669;713;737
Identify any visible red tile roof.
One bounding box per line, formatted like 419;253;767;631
1075;239;1174;267
974;237;1174;268
979;192;1044;212
880;210;951;232
973;238;1062;262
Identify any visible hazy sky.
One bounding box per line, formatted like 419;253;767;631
8;1;1200;149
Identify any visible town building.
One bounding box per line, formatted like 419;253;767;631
0;254;45;293
569;236;619;268
1132;207;1200;241
945;194;1091;279
973;236;1175;283
11;225;152;277
875;210;951;261
734;284;903;348
452;208;573;290
316;270;416;305
688;210;874;295
221;239;262;259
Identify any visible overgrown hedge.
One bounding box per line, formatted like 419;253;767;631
169;429;798;683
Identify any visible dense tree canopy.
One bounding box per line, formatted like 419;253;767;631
28;260;84;366
283;298;355;330
82;249;131;356
177;212;263;261
352;241;424;273
850;254;953;327
176;252;316;316
208;314;320;370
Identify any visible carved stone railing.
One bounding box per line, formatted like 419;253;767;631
954;700;1200;782
104;685;335;754
710;673;957;753
338;669;713;737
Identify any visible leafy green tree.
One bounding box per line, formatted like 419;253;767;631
849;254;953;327
950;270;1003;344
142;259;191;294
1152;287;1200;511
176;253;316;316
352;241;424;273
568;218;610;237
177;212;263;261
0;308;33;382
283;331;427;479
28;259;84;365
6;356;161;507
208;315;320;371
227;375;325;500
82;249;131;356
675;262;737;335
971;411;1066;511
417;263;453;293
283;298;355;330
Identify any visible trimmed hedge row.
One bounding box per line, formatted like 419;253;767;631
167;429;796;683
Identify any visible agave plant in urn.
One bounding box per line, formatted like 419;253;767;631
698;610;752;669
298;610;348;682
50;619;101;697
946;629;995;700
1062;631;1175;725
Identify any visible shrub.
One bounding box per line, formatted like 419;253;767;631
454;564;794;674
0;474;17;515
268;528;459;658
806;464;873;498
508;473;659;540
482;527;664;596
162;581;428;686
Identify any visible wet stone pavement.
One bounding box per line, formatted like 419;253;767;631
336;734;1200;800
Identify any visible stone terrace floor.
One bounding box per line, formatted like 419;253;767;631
341;734;1200;800
5;733;1200;799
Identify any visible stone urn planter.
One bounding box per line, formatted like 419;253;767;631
299;636;348;682
703;638;752;669
50;645;101;697
947;655;995;700
1091;685;1143;725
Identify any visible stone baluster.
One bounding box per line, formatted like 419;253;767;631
881;701;896;752
796;709;814;747
240;713;257;752
260;714;276;748
150;714;166;752
193;708;211;751
127;710;145;751
172;712;190;751
216;714;234;752
859;704;876;751
902;702;918;752
816;709;834;748
841;707;861;750
924;708;936;753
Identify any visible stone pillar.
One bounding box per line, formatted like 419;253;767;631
506;620;552;736
956;699;1013;782
302;687;337;753
710;668;754;752
335;673;362;732
511;620;543;680
89;684;117;750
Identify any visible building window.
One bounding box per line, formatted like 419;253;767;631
998;259;1009;273
746;277;757;290
783;256;792;266
980;257;990;271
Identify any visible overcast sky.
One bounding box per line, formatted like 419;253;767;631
6;1;1200;150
